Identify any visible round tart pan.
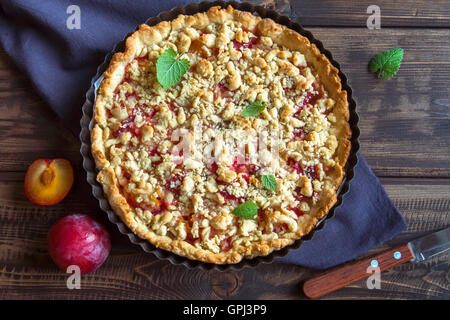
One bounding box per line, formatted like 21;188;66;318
79;0;360;271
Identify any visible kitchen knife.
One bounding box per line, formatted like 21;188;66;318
302;227;450;299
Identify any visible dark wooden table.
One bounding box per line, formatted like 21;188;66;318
0;0;449;299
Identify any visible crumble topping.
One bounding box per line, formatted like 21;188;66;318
92;6;350;263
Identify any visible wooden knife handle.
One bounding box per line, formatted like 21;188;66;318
302;243;415;299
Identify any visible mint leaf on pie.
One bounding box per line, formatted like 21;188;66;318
369;48;404;79
261;174;277;191
156;48;190;89
232;201;259;219
241;100;266;117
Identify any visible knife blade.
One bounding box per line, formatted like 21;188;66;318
409;227;450;262
303;227;450;299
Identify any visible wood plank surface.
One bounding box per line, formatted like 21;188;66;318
309;28;450;177
255;0;450;27
0;0;449;300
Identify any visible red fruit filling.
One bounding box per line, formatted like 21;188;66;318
167;101;178;111
302;91;321;108
209;227;219;240
124;91;138;99
214;82;231;99
231;157;259;174
302;82;324;108
273;223;289;233
119;56;148;85
289;81;325;118
114;116;139;138
294;188;319;203
232;37;259;51
217;82;228;94
148;146;159;156
147;146;163;166
289;207;305;217
292;128;306;141
150;200;169;215
207;161;219;174
185;232;200;245
288;158;303;174
113;106;155;139
220;190;245;203
229;157;260;183
165;173;185;195
287;159;320;181
135;56;149;64
220;236;233;252
304;164;320;181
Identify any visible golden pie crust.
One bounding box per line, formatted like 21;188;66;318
91;6;351;264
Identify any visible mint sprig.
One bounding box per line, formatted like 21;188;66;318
156;48;190;89
369;48;404;79
241;100;266;117
261;174;277;191
232;201;259;219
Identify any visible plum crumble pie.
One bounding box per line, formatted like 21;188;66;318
91;6;351;264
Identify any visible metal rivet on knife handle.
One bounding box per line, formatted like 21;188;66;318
302;244;415;299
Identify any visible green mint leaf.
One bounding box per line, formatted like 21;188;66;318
232;201;259;219
156;48;190;89
369;48;404;79
261;174;277;191
241;100;266;117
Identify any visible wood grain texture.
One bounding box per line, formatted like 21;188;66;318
0;0;449;300
253;0;450;27
308;27;450;177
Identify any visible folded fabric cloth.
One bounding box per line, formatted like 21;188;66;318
0;0;407;270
